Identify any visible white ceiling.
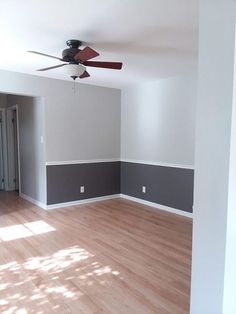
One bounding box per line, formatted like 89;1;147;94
0;0;198;88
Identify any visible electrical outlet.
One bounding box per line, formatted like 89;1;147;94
80;186;85;193
142;186;146;193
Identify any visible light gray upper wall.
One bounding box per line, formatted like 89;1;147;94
0;94;7;108
0;69;121;162
45;83;121;162
121;73;197;167
7;95;46;204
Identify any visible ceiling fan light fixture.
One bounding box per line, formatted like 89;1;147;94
65;63;86;80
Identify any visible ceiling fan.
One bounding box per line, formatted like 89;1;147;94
28;39;123;80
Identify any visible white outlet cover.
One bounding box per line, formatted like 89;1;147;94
142;186;146;193
80;186;85;193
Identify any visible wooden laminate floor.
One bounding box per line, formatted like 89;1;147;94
0;192;192;314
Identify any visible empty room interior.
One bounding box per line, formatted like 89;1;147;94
0;1;235;313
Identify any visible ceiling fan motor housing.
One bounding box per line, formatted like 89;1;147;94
62;48;79;62
62;40;82;62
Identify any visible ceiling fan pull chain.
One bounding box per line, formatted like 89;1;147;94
73;80;78;106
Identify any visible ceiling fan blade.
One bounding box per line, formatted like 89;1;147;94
37;64;67;71
74;46;99;62
83;61;123;70
79;70;90;79
28;50;63;61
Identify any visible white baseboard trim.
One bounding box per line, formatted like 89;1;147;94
20;193;47;210
20;192;193;218
46;194;120;210
120;194;193;218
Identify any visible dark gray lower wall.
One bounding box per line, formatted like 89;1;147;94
121;162;194;213
47;162;120;205
46;161;194;213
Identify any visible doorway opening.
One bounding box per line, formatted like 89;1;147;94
0;93;46;207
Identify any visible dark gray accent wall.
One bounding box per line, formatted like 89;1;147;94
47;162;120;205
121;162;194;213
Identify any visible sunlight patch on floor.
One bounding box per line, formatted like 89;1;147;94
0;244;122;313
0;221;56;241
24;246;93;272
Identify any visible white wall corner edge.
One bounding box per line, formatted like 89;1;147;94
120;194;193;218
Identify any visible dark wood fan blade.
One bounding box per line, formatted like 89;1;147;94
83;61;122;70
28;51;63;61
79;71;90;79
37;64;67;71
74;47;99;62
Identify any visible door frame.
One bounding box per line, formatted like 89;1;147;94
7;105;21;193
0;108;8;190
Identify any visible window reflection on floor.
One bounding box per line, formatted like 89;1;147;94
0;221;56;241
